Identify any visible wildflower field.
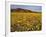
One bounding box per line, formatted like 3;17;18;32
11;9;42;32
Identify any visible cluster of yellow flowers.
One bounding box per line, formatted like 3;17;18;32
11;12;42;32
